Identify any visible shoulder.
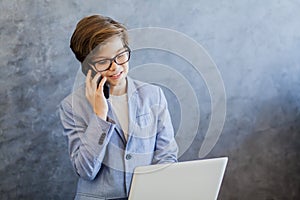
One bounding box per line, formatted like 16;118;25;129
127;77;166;106
128;77;162;96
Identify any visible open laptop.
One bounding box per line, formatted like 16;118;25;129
128;157;228;200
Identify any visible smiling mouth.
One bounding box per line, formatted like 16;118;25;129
110;71;123;78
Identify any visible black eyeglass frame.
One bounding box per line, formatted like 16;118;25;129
89;46;131;73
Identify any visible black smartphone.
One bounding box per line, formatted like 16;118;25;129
82;62;110;99
97;76;110;99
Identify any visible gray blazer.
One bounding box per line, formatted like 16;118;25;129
59;77;178;200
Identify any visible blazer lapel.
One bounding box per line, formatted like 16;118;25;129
126;77;138;142
107;100;127;144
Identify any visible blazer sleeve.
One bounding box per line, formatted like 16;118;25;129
59;99;115;181
152;88;178;164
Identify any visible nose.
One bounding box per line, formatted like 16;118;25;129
109;60;119;71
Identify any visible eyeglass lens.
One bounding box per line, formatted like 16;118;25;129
93;49;130;72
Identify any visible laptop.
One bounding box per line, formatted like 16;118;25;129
128;157;228;200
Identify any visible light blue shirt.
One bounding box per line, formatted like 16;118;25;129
59;77;178;200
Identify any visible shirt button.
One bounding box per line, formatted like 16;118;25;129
125;154;132;160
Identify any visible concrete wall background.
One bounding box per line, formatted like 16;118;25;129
1;0;300;199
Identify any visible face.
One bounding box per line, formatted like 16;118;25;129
89;36;129;88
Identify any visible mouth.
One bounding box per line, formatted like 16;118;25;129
110;71;123;79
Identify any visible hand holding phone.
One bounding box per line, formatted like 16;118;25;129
82;61;110;99
85;69;109;120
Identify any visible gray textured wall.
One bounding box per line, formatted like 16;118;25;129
1;0;300;199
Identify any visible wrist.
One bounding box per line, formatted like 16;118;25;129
94;110;107;121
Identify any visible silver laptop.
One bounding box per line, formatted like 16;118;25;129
128;157;228;200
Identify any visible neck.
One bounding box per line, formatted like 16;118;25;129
110;79;127;96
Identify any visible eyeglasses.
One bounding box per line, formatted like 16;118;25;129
90;47;131;72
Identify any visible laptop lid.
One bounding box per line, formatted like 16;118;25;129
128;157;228;200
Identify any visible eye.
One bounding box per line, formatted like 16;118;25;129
117;52;127;59
95;59;110;66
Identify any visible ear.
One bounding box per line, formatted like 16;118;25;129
81;61;88;76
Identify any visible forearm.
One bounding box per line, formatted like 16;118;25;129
60;102;115;180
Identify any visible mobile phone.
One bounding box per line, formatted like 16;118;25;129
82;62;110;99
97;76;110;99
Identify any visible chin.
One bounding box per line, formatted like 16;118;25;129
108;76;127;86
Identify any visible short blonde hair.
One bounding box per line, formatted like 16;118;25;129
70;15;128;63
